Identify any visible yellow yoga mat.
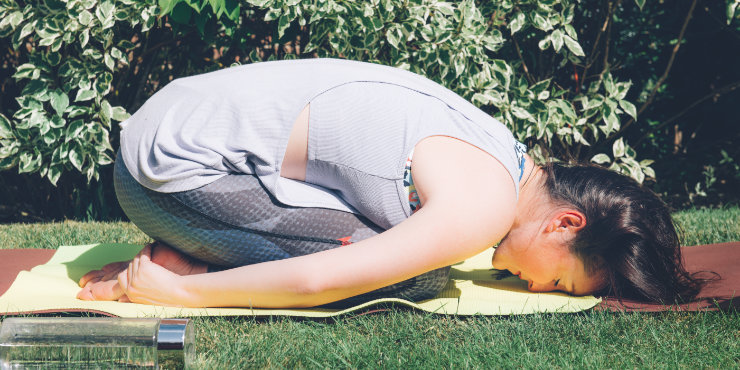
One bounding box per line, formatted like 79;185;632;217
0;244;600;317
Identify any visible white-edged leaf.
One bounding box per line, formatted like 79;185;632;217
511;106;535;121
643;166;655;178
49;90;69;115
47;165;62;185
69;146;84;171
509;11;525;34
619;99;637;119
79;10;93;25
728;1;738;24
0;113;13;138
591;153;611;164
104;53;114;70
551;29;563;52
110;106;130;121
100;99;112;125
562;34;585;56
75;89;96;102
612;138;626;157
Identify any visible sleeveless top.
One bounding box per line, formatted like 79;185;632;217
119;58;525;230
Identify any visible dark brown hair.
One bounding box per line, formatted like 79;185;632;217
542;162;706;303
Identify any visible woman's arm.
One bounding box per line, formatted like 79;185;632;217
115;136;519;308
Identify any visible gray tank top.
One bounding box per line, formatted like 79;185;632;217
120;58;524;230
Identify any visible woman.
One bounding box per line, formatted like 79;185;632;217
77;58;702;307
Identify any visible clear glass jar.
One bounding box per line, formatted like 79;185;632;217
0;317;194;369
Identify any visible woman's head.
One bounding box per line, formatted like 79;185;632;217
493;162;704;303
537;162;703;303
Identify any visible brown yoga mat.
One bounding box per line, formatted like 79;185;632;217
1;242;737;313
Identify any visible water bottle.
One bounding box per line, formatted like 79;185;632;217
0;317;194;369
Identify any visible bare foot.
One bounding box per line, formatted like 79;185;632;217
148;241;208;276
77;242;208;302
78;241;207;288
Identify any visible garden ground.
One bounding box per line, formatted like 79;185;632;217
1;207;738;368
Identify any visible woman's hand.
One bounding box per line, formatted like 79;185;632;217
77;242;204;305
114;244;190;306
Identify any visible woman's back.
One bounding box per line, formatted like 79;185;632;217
120;58;523;227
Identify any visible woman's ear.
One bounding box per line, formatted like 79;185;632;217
545;210;587;233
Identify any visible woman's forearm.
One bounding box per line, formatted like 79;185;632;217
178;256;340;308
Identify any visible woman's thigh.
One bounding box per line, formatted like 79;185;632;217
114;152;450;304
114;152;382;267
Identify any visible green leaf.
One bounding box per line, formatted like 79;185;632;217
16;22;35;43
18;150;42;174
277;14;291;38
49;90;69;115
159;0;176;15
604;76;616;96
95;75;112;95
100;99;112;126
453;55;465;77
80;30;89;48
635;0;646;11
2;11;23;29
47;164;62;185
511;106;535;121
222;0;240;22
264;8;281;22
538;36;551;51
69;145;84;171
533;13;551;31
118;40;136;50
728;1;738;25
0;114;13;139
79;10;93;25
104;52;115;70
12;63;36;80
111;106;130;121
509;11;525;34
591;153;611;164
551;29;563;52
75;89;96;102
612;138;626;157
387;28;400;49
46;47;62;63
619;99;637;120
21;79;45;97
562;35;584;56
66;119;85;139
50;115;65;129
643;166;655;178
170;2;193;24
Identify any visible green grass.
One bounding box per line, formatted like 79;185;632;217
1;207;739;368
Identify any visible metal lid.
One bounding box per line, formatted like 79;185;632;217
157;319;194;369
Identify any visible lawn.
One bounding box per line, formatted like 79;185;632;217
1;207;738;368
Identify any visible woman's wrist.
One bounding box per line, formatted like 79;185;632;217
174;274;204;307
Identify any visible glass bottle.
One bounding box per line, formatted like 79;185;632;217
0;317;194;369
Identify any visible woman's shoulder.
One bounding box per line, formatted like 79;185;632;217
411;136;518;220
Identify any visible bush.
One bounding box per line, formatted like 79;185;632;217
0;0;738;220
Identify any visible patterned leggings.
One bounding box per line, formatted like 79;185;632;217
114;153;450;306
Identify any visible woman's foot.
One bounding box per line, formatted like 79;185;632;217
78;241;207;288
148;241;208;276
77;241;208;302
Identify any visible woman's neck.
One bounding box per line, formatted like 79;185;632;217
512;155;548;228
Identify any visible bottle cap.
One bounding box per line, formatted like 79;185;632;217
157;318;194;369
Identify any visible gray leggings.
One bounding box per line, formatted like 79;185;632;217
114;153;450;306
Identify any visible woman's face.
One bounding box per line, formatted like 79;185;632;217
491;213;604;296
